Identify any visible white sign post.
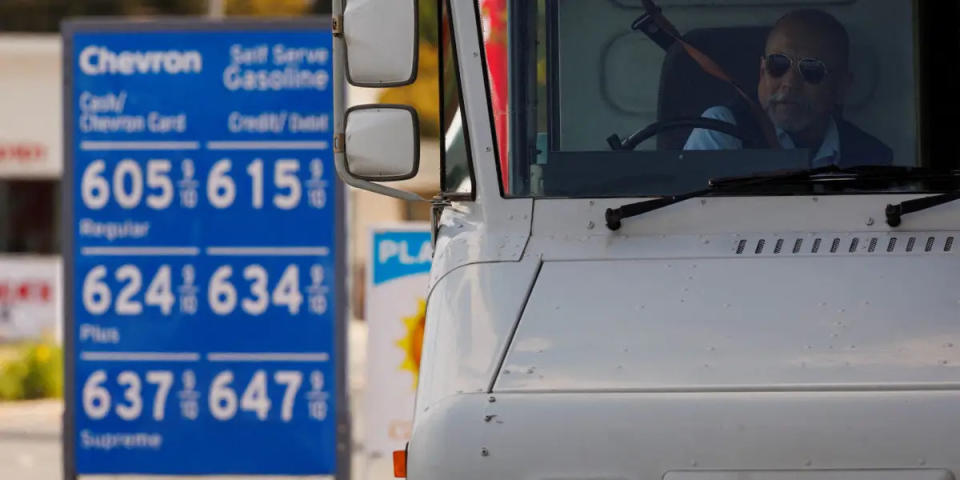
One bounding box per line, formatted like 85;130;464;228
364;224;432;472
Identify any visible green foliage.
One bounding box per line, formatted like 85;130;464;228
0;342;63;401
0;356;27;401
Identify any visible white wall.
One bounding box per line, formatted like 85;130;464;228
0;35;62;179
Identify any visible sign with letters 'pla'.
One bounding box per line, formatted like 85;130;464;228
63;19;346;476
364;225;431;466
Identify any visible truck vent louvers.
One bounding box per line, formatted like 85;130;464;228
735;234;958;256
736;239;747;254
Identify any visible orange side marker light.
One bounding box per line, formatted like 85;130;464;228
393;449;407;478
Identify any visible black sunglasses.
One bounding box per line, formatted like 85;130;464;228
763;53;830;85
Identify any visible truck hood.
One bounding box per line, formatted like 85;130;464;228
495;251;960;392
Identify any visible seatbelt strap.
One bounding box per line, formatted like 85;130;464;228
639;0;782;149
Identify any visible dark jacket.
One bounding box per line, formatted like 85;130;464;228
729;100;894;167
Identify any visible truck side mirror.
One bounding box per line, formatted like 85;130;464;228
343;0;419;87
344;105;420;181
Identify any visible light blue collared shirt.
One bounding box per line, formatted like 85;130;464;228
683;105;841;167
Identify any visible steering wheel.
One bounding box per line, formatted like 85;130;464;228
607;117;758;151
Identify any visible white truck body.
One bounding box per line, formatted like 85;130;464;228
334;1;960;478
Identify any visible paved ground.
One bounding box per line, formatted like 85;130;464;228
0;399;62;480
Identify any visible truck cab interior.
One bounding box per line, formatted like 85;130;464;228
450;0;960;198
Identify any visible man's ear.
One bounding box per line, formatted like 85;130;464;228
756;56;767;100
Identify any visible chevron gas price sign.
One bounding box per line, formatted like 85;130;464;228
63;19;346;476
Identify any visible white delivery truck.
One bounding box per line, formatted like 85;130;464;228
334;0;960;478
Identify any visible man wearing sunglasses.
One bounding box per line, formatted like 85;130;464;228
684;9;892;167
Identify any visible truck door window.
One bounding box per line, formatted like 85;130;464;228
441;0;474;196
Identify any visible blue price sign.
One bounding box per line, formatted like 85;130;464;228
62;20;345;476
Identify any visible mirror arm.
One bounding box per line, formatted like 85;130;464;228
334;149;427;202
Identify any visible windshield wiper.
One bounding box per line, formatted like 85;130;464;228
605;166;833;230
710;164;950;186
886;192;960;226
605;165;959;231
605;188;708;231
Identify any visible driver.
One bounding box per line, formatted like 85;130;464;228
684;9;892;167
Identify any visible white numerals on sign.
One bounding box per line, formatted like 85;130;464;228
273;265;303;314
82;370;111;420
209;264;302;315
209;266;238;315
273;159;301;209
247;159;301;209
146;159;174;209
241;370;272;420
146;371;174;421
200;159;308;209
214;371;306;421
209;371;238;421
113;160;144;209
81;160;110;209
306;158;327;209
247;159;264;209
179;159;199;208
179;265;198;315
207;159;236;209
81;159;174;210
307;371;328;421
80;370;312;422
82;266;111;315
114;265;143;315
82;266;175;316
81;371;175;422
308;265;328;315
145;266;174;315
242;265;269;315
116;371;143;421
274;371;303;422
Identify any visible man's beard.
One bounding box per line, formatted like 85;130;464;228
764;91;817;133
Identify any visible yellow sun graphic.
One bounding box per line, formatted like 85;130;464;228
395;298;427;390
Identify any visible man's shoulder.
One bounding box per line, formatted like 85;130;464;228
700;105;737;123
683;105;742;151
837;118;894;165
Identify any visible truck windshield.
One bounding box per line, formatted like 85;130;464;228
469;0;960;198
